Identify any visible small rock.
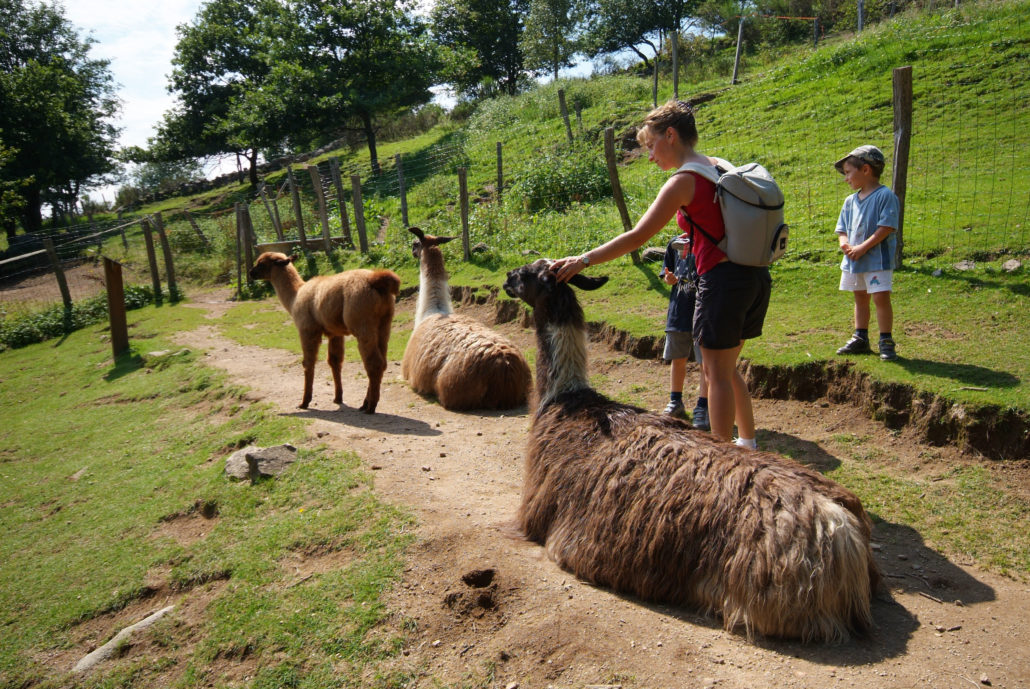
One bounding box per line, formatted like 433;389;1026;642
316;431;329;438
421;465;432;472
948;625;962;632
955;599;964;607
1002;258;1021;272
370;465;383;470
980;674;991;685
439;452;447;458
505;683;519;689
932;268;944;277
897;553;909;561
431;639;441;647
935;624;946;633
954;260;976;271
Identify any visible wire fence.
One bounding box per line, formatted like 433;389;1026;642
1;2;1025;325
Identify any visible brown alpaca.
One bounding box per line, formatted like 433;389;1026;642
401;228;530;411
503;259;881;642
249;252;399;413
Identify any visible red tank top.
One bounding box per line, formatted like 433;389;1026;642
675;172;726;274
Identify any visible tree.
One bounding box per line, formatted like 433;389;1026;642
0;137;27;235
0;0;119;235
155;0;287;186
430;0;530;99
288;0;442;175
520;0;583;81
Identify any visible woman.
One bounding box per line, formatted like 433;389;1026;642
550;100;770;446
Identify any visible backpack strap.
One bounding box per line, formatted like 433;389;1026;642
673;160;728;252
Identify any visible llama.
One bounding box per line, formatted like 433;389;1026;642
401;227;530;411
249;252;399;413
502;259;880;642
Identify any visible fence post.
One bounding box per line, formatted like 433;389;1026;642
287;165;308;250
892;65;913;267
119;221;128;249
858;0;864;32
103;257;129;357
307;165;332;252
234;204;243;299
813;17;820;47
731;17;745;85
558;89;574;144
395;153;409;229
184;210;210;248
259;185;283;240
496;142;504;204
140;217;162;304
604;127;641;264
330;159;353;247
350;175;369;253
43;238;73;311
458;167;470;261
153;212;179;300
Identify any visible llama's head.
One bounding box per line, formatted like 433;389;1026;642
249;252;297;281
408;227;455;262
503;259;608;313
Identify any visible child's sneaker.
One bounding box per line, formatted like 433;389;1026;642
879;337;898;361
734;437;758;450
691;405;710;431
663;399;687;419
836;334;872;355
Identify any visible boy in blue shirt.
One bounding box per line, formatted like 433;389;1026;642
833;145;901;361
659;233;709;429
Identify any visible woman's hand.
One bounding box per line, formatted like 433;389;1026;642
551;255;587;283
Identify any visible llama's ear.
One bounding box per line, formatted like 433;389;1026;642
569;273;609;291
436;235;456;244
287;254;298;264
408;227;426;241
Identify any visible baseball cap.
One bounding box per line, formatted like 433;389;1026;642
834;145;886;173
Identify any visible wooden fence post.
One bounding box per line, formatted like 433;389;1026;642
103;256;129;357
731;17;745;85
119;222;128;249
234;204;243;299
892;65;913;267
857;0;865;32
496;142;504;204
604;127;640;264
184;210;210;248
42;238;73;311
259;185;284;240
458;167;470;261
558;89;574;144
287;165;308;250
307;165;332;252
395;153;409;228
329;159;353;247
153;212;179;300
350;175;369;253
140;217;162;303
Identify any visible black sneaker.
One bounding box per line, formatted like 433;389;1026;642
879;337;898;361
837;334;872;355
691;405;710;431
663;399;687;419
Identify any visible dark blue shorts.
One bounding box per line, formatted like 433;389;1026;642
693;262;772;350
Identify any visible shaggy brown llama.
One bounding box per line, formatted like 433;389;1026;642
502;259;881;642
249;252;399;413
401;228;530;411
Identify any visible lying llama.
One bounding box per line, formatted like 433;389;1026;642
249;252;400;413
502;259;880;642
401;227;530;411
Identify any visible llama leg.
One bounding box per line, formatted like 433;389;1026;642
327;336;344;405
355;335;386;414
299;331;321;409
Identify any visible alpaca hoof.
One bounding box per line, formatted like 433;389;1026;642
299;402;310;409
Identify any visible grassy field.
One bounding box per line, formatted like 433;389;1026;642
0;305;414;688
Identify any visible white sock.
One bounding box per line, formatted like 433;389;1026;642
734;437;757;449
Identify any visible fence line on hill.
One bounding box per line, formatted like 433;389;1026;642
2;7;1026;324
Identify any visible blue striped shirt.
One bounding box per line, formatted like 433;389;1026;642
835;184;900;273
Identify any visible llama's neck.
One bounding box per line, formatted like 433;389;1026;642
414;247;453;327
534;303;590;407
270;266;305;313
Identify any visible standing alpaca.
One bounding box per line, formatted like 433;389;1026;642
249;252;399;413
503;259;880;642
401;227;530;411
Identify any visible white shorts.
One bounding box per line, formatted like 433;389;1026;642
840;270;893;294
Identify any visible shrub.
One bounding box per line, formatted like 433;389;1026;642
509;142;611;212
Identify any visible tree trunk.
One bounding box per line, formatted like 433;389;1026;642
360;110;381;176
22;186;43;234
247;148;259;186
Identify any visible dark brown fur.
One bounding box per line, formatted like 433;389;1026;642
249;252;399;413
504;259;880;642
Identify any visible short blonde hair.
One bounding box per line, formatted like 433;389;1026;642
637;100;698;148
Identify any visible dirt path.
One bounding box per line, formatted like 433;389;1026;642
175;291;1030;689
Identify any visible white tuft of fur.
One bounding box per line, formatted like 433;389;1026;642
414;263;452;328
540;323;590;405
